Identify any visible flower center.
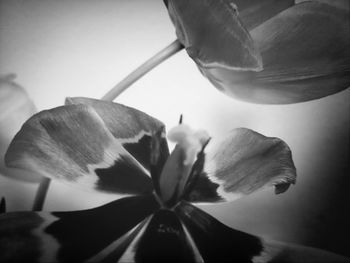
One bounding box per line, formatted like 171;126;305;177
157;123;210;208
168;124;209;166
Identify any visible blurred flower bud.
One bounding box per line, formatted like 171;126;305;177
0;74;41;182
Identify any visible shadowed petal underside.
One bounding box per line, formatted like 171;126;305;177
176;202;350;263
118;209;202;263
176;202;264;262
0;195;159;263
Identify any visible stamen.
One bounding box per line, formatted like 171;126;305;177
178;114;183;124
167;124;210;166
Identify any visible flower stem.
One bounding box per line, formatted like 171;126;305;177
32;177;51;211
102;39;184;101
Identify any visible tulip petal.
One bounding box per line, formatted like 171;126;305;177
150;127;170;195
119;209;203;263
184;128;296;203
296;0;350;11
234;0;295;30
159;145;192;206
203;2;350;104
176;202;350;263
0;75;40;182
176;202;264;262
66;97;170;182
5;104;154;196
165;0;262;71
0;195;159;263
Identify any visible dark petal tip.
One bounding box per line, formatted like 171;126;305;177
0;197;6;214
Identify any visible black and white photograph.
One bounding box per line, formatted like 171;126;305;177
0;0;349;262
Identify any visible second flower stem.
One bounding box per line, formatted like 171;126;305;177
102;39;184;101
32;177;51;211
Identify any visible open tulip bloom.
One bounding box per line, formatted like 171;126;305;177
1;98;348;262
164;0;350;104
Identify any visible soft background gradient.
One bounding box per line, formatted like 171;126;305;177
0;0;349;257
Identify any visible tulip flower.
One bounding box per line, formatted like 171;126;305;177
0;74;39;182
0;97;348;262
165;0;350;104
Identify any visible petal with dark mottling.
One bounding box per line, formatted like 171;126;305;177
0;195;159;263
165;0;262;71
66;97;170;181
184;128;296;203
5;104;153;196
203;2;350;104
176;202;350;263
